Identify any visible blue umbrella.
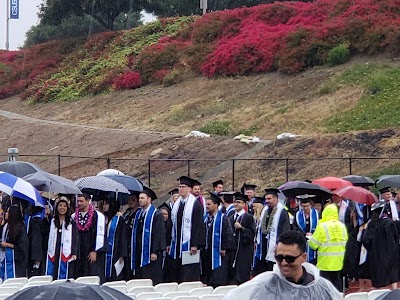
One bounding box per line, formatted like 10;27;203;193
102;174;143;192
0;171;45;207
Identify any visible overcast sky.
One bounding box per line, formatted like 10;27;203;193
0;0;43;50
0;0;156;51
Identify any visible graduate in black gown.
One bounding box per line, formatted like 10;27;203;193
102;199;128;282
123;193;140;280
158;203;173;283
168;176;205;283
362;200;399;289
201;193;234;288
131;187;166;285
26;205;44;277
229;193;256;285
74;193;107;283
0;205;28;279
45;197;78;280
40;200;52;275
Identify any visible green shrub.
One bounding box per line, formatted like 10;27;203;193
327;43;350;66
199;121;232;136
163;69;183;87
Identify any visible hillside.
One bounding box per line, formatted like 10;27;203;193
1;0;400;193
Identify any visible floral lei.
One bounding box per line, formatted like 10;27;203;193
262;205;278;235
76;204;94;232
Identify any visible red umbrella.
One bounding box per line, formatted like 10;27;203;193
312;176;353;191
333;186;378;205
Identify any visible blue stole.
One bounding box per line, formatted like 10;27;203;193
25;212;43;234
203;211;223;270
296;209;318;262
131;205;156;270
226;204;235;215
0;226;16;280
105;215;120;279
254;225;263;260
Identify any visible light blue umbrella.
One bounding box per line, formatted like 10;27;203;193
0;171;45;207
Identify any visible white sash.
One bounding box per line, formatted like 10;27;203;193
389;200;399;221
256;206;268;245
0;224;8;262
48;220;73;259
265;202;284;263
95;211;106;251
171;193;195;258
338;201;348;224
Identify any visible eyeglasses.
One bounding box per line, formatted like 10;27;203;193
274;253;302;263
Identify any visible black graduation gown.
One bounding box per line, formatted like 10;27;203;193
105;215;128;282
362;218;399;288
27;217;43;277
49;221;79;280
5;226;29;278
201;214;235;287
170;199;205;283
134;210;166;285
253;208;290;276
75;211;107;283
124;208;139;280
163;218;173;283
229;212;256;284
40;217;51;275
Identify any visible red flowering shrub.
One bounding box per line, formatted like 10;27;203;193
135;42;188;83
112;71;142;90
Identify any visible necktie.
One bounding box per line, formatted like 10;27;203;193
234;214;239;222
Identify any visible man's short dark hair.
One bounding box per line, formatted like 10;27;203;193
78;193;91;201
278;230;307;253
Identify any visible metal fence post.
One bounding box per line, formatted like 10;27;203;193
349;157;352;175
232;159;235;190
57;155;61;176
148;159;151;188
285;158;289;182
187;160;191;177
107;158;111;169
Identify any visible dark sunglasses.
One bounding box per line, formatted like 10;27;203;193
274;253;302;263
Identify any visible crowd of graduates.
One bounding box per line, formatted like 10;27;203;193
0;175;399;296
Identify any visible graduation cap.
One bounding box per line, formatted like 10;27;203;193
241;183;257;194
252;197;264;205
158;202;171;212
141;186;157;200
169;188;179;196
264;188;280;197
379;186;391;194
208;193;223;205
177;176;194;188
296;194;316;204
219;191;235;203
234;192;248;202
213;180;224;187
192;179;202;187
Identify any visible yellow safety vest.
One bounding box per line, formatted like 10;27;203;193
309;205;348;271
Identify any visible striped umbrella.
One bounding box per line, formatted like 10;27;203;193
0;171;45;207
74;176;130;194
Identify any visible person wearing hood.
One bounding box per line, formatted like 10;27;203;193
225;230;342;300
308;204;348;292
361;200;399;289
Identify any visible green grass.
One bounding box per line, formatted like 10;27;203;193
199;121;232;136
325;63;400;132
167;98;241;125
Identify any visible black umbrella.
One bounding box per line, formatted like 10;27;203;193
375;289;400;300
279;181;333;201
102;174;143;193
6;282;132;300
0;161;42;178
342;175;375;186
375;175;400;189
